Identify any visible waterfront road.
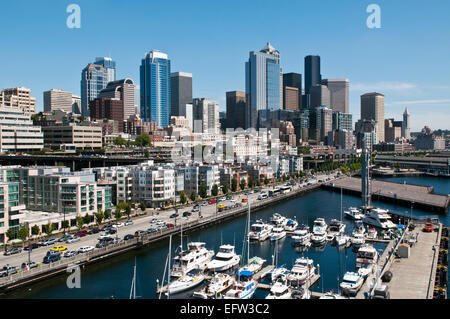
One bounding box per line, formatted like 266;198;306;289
0;173;337;271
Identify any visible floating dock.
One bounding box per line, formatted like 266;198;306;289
323;177;449;213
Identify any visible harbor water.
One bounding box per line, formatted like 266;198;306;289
4;176;449;299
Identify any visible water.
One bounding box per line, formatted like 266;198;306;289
5;176;449;299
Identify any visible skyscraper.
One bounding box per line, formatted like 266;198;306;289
360;92;385;143
140;50;171;128
283;72;302;110
171;72;193;117
304;55;321;96
321;79;349;113
402;108;410;140
94;57;116;83
193;98;220;133
43;89;74;113
81;63;108;116
245;43;282;128
226;91;246;129
98;78;135;121
310;84;330;108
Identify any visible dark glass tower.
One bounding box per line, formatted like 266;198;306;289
283;72;302;110
304;55;321;95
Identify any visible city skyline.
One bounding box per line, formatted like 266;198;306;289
1;0;449;131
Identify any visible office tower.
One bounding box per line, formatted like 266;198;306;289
385;118;403;142
310;84;330;108
283;73;302;110
140;50;171;128
171;72;192;117
226;91;246;129
0;87;36;114
245;43;282;128
304;55;321;96
134;85;140;115
81;63;108;116
332;111;353;131
315;106;333;143
402;108;410;140
43;89;73;113
94;57;116;83
89;98;124;131
98;78;135;121
72;95;81;114
193;98;220;133
355;119;377;149
180;103;193;130
321;79;349;113
360;92;385;143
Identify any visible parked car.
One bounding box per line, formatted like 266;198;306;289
46;250;61;256
112;223;124;228
96;241;109;248
208;200;217;204
124;234;135;240
63;250;79;258
39;238;57;246
78;246;95;253
226;195;233;200
66;236;81;244
134;230;146;236
201;202;208;206
124;220;133;226
50;245;68;252
150;218;158;224
0;265;19;277
4;247;22;256
74;230;89;237
166;223;175;228
192;205;200;212
219;197;226;202
183;211;192;217
24;243;40;251
108;228;117;235
146;228;156;234
98;233;113;241
170;213;179;218
58;235;72;242
21;261;38;270
88;228;100;234
43;254;61;264
100;224;113;231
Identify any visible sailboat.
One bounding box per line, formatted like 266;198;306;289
334;188;350;246
265;240;289;282
129;258;137;299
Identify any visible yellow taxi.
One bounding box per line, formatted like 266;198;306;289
217;205;225;209
50;245;68;252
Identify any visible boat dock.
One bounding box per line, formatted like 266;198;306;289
323;177;449;213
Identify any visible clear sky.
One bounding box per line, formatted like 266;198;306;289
1;0;449;131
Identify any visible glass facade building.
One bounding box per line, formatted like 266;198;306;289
140;50;171;128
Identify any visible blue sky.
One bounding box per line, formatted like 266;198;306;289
1;0;449;131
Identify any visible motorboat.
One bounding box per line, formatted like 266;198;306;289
284;219;298;232
327;219;346;241
239;256;266;273
362;208;397;229
193;273;234;299
270;226;286;241
270;213;288;227
248;220;273;241
291;228;311;246
291;287;311;299
353;220;366;236
265;264;289;282
355;244;379;278
319;291;347;299
366;228;378;240
206;245;240;272
334;234;350;246
344;207;364;220
312;218;327;233
265;280;292;299
340;271;364;296
167;268;205;294
310;230;327;245
223;270;257;299
351;232;365;246
171;242;215;278
286;257;316;286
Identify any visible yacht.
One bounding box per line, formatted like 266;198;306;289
344;207;364;220
206;245;240;272
270;213;287;226
312;218;327;233
223;270;257;299
270;226;287;241
310;230;327;245
340;272;364;296
248;220;273;241
171;242;215;278
284;219;298;232
265;280;292;299
351;232;365;246
239;256;266;274
353;220;366;236
355;244;379;278
291;287;311;299
291;228;311;246
193;273;234;299
362;208;397;229
366;228;378;240
286;257;316;286
265;264;289;282
319;291;347;299
167;268;205;294
334;234;350;246
327;219;346;241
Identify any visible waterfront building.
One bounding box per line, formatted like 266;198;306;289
245;43;282;128
140;50;171;128
43;89;73;113
0;105;43;153
0;181;25;242
171;72;192;117
414;127;446;150
42;124;102;150
81;63;108;116
321;79;349;113
226;91;246;129
360;92;385;143
0;87;36;115
98;78;136;121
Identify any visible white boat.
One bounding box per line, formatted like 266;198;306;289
362;208;397;229
193;273;234;299
248;220;273;241
344;207;364;220
340;271;364;296
319;291;347;299
270;213;287;226
353;220;366;236
238;256;266;274
167;268;205;294
327;219;346;241
355;244;379;278
270;226;286;241
206;245;240;272
223;270;257;299
171;242;215;278
265;264;290;282
265;280;292;299
310;229;327;245
291;287;311;299
284;219;298;232
334;234;350;246
312;218;327;233
366;228;378;240
286;257;316;286
291;228;311;246
351;232;365;246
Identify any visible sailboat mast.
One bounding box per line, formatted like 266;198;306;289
247;195;250;265
167;235;172;300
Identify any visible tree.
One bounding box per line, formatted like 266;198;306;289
211;184;219;197
113;136;127;146
248;177;254;189
222;183;229;195
138;202;147;212
114;206;123;221
264;177;269;185
5;229;15;243
44;222;54;236
95;209;104;226
134;133;151;147
104;209;112;220
240;179;246;191
256;179;261;187
31;225;40;237
231;177;238;192
179;191;187;205
190;191;196;202
76;216;84;230
144;150;150;158
124;204;132;219
17;224;29;244
83;214;92;225
199;183;208;199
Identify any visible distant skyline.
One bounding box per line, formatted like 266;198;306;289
1;0;450;131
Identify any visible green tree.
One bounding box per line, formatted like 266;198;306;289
144;149;150;158
104;209;112;220
17;224;29;244
124;204;132;219
95;209;104;226
256;179;261;187
231;177;238;192
179;191;187;205
76;216;84;230
248;177;254;189
199;183;208;199
211;184;219;197
5;229;15;243
114;206;123;221
222;183;229;194
138;202;147;212
190;191;196;202
44;222;54;236
83;214;92;225
31;225;40;236
113;136;127;146
134;133;151;147
264;177;269;185
240;179;246;191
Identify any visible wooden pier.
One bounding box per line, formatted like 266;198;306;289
323;177;449;213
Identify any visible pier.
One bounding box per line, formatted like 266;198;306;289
323;177;449;213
